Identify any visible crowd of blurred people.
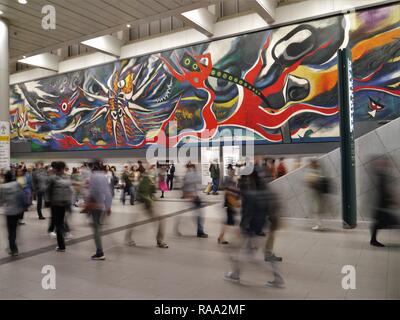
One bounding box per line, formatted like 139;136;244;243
0;154;398;288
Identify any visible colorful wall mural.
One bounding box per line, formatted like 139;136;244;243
9;3;400;151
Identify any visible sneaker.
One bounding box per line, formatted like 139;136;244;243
65;232;73;240
223;271;240;283
49;232;57;239
7;249;19;257
157;241;169;248
312;225;323;231
55;247;65;252
265;280;285;289
126;240;136;247
39;216;46;220
197;233;209;238
91;253;105;260
370;239;385;247
264;253;283;262
18;220;26;225
218;238;229;245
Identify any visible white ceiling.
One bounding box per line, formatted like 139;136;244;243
0;0;227;60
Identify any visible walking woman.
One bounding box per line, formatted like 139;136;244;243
158;165;168;198
218;164;240;244
0;171;26;256
47;162;73;252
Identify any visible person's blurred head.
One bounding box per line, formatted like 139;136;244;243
4;171;14;183
16;168;24;177
35;161;44;169
132;164;138;171
309;159;319;169
279;157;285;162
138;160;143;166
51;161;66;174
91;160;104;172
72;167;78;174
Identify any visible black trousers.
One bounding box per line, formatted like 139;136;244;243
166;175;174;190
37;192;44;217
48;208;70;233
6;215;20;253
51;206;66;250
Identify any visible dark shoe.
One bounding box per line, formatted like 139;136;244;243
265;253;283;262
157;241;169;248
197;233;209;238
55;247;65;252
218;238;229;244
224;271;240;282
256;231;266;237
370;239;385;247
91;253;105;260
7;249;18;257
39;216;46;220
265;280;285;289
18;221;26;225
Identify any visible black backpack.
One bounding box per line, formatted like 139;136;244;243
318;176;332;194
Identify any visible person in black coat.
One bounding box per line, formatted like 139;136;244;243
166;163;175;190
370;157;399;247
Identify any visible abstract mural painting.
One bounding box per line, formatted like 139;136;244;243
9;3;399;151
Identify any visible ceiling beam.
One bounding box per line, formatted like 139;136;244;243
8;0;225;63
250;0;277;24
18;53;61;72
81;35;122;57
179;7;216;37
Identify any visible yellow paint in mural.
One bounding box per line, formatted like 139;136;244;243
352;28;400;61
181;96;203;102
214;96;239;109
290;65;338;102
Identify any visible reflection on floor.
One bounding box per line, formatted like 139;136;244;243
0;191;399;300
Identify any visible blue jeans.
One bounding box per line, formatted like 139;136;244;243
212;178;219;194
121;186;135;205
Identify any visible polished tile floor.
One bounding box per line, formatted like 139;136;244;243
0;191;399;300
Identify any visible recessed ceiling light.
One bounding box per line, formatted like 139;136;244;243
18;0;28;4
126;24;131;28
22;55;26;58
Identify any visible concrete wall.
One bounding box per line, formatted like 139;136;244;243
270;117;400;221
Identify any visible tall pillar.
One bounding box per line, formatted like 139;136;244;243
0;18;9;121
0;18;10;169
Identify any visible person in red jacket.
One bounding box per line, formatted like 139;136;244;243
276;158;287;178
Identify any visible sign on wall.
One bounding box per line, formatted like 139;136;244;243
0;121;10;169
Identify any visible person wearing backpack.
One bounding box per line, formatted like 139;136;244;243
15;167;31;225
0;171;26;256
47;161;72;252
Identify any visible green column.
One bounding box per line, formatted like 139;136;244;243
338;48;357;229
